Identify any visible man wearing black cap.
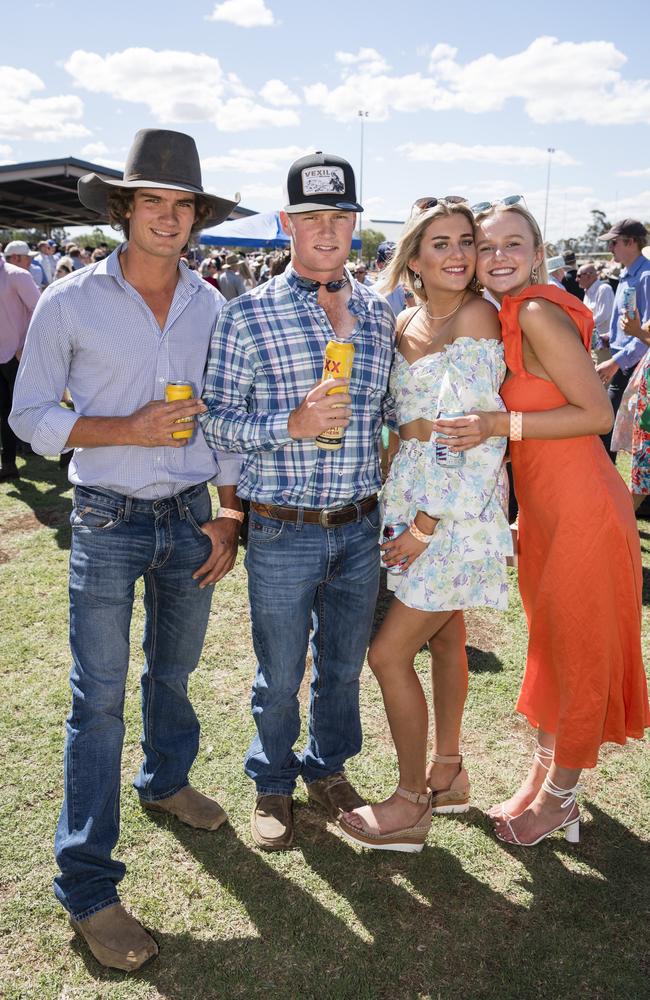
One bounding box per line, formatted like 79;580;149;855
595;219;650;459
201;151;395;851
10;129;243;971
375;241;406;316
561;251;584;301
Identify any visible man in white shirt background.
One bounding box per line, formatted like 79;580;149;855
578;262;615;364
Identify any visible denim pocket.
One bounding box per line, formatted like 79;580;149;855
70;506;122;531
183;489;212;541
361;505;381;534
248;512;284;543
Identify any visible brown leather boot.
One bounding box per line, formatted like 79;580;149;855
69;903;158;972
141;786;227;830
307;772;366;820
251;794;294;850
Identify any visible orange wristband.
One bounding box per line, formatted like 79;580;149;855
409;521;433;545
217;507;245;522
509;411;523;441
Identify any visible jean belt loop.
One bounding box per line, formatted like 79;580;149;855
296;506;304;532
123;496;132;523
176;492;187;520
355;501;362;523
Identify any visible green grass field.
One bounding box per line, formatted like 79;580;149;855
1;455;648;1000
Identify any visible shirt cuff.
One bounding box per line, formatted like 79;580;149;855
31;405;79;456
211;450;243;486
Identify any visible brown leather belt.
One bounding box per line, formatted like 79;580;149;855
251;495;377;529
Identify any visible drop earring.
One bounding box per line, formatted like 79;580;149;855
413;271;423;289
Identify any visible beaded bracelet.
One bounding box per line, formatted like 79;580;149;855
218;507;245;522
409;521;433;545
509;410;523;442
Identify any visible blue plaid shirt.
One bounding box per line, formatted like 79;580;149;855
200;265;395;507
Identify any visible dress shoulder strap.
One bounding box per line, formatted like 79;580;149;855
500;284;594;372
396;305;424;349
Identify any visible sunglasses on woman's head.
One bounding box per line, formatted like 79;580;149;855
470;195;525;214
410;195;468;215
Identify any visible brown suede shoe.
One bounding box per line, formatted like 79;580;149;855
251;794;294;850
69;903;158;972
141;785;227;830
307;772;366;820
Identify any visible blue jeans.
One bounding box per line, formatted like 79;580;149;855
244;504;381;795
54;483;215;920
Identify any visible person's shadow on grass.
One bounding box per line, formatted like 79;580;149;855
6;454;72;550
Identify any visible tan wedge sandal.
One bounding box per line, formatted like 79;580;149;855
428;752;470;814
338;787;432;853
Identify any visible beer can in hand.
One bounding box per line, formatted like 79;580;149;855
165;381;194;440
382;522;409;575
622;286;636;321
316;340;355;451
435;411;466;468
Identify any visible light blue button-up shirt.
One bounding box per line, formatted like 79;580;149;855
608;253;650;371
10;245;241;499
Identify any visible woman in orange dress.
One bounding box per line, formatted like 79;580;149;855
433;201;649;846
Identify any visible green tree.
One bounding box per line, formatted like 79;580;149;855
358;228;385;264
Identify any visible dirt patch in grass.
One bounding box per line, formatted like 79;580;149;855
0;549;11;564
1;509;67;534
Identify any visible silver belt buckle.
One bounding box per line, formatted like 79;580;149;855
319;506;335;528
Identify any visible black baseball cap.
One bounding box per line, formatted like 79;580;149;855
284;151;363;214
598;218;647;242
377;241;396;264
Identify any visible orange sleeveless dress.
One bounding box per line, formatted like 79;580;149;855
500;285;649;768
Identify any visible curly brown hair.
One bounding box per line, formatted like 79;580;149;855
106;188;214;246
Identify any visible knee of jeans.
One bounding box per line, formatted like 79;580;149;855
252;677;301;709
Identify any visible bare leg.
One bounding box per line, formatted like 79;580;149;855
426;612;468;794
487;728;555;821
343;598;456;834
493;760;581;845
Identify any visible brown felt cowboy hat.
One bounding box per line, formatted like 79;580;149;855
78;129;240;227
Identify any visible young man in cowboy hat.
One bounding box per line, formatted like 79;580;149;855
10;129;242;971
201;151;395;850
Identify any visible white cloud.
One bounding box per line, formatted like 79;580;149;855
206;0;275;27
259;79;300;107
305;37;650;126
0;143;13;158
80;141;108;158
239;182;283;202
0;65;89;141
64;48;299;132
617;167;650;178
335;48;390;76
398;142;578;168
202;145;309;174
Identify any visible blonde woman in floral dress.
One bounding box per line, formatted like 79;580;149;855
339;201;512;852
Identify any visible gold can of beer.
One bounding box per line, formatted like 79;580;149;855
315;340;355;451
165;381;194;440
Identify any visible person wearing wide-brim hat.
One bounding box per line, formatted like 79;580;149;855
10;128;244;972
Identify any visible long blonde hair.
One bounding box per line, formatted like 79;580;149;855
375;202;478;301
473;203;549;285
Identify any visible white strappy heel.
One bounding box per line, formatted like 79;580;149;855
490;742;554;821
495;775;581;847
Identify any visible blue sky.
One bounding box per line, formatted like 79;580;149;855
2;0;650;241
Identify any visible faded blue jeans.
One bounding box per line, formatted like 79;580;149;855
244;504;381;795
54;483;215;920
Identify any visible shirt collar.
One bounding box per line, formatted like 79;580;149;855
101;242;201;297
284;263;371;317
622;254;647;279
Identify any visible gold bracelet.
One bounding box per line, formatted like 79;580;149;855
409;521;433;545
217;507;245;522
509;411;523;442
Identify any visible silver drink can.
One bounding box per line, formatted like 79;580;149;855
382;522;409;575
435;411;466;468
621;286;637;320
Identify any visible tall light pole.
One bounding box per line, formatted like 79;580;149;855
542;147;555;243
358;109;368;258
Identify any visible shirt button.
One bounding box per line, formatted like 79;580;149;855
158;377;165;383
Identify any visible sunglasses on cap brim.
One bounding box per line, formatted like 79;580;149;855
470;195;526;214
